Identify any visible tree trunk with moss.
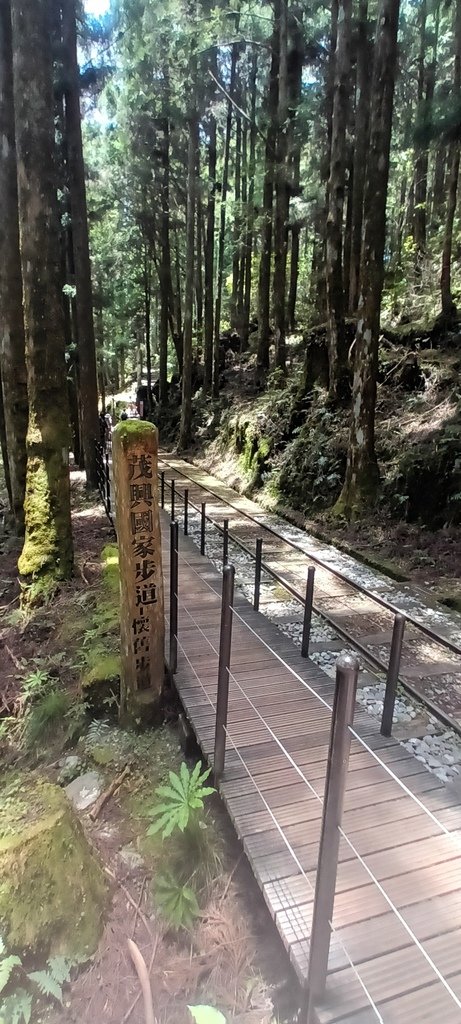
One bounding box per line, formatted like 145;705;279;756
62;0;99;487
0;0;28;531
337;0;400;515
11;0;73;590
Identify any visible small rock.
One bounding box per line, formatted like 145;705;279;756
119;845;144;872
65;771;103;811
58;755;82;785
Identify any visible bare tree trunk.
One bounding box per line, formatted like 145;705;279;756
231;99;242;332
349;0;371;312
62;0;99;487
0;0;28;530
0;363;13;513
338;0;400;514
272;0;289;372
440;0;461;320
257;6;280;371
326;0;352;400
159;103;171;404
430;144;446;230
203;46;217;394
195;145;203;343
12;0;73;588
243;49;258;343
286;12;304;333
143;247;152;410
213;41;239;397
179;83;198;448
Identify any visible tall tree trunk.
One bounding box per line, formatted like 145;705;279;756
0;0;28;530
195;144;204;343
349;0;371;312
179;84;198;448
203;46;217;394
440;0;461;320
430;144;446;230
243;49;258;342
173;228;183;370
286;12;304;333
159;113;170;405
62;0;99;487
143;247;152;410
231;103;242;332
272;0;290;372
257;6;280;371
413;0;429;274
326;0;352;400
213;41;239;397
0;363;13;514
11;0;73;588
337;0;400;514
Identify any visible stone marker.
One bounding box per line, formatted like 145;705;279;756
112;421;165;725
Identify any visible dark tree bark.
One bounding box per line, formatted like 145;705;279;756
440;0;461;319
243;49;258;342
62;0;99;487
195;144;204;342
272;0;289;372
231;98;242;333
349;0;371;312
286;12;304;333
0;363;13;513
430;144;446;230
158;101;171;405
413;0;437;273
179;74;198;448
0;0;28;530
213;41;239;397
142;245;152;410
11;0;73;586
326;0;352;400
338;0;400;514
203;46;217;394
257;5;280;371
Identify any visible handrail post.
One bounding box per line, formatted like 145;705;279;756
171;478;175;521
169;520;179;674
223;518;229;566
301;566;315;658
253;538;263;611
105;449;111;517
184;488;189;535
381;613;405;737
200;502;206;555
304;655;359;1021
213;564;235;783
160;471;165;508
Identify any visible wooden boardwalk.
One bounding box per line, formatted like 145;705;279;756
161;512;461;1024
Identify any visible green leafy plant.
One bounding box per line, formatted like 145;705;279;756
147;762;215;840
0;936;77;1023
155;872;200;929
188;1006;226;1024
23;690;70;747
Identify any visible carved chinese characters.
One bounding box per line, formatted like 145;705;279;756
112;422;165;725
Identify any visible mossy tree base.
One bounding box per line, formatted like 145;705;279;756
0;775;106;957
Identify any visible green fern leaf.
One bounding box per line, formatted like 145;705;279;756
167;770;187;797
0;956;22;994
46;955;72;986
1;990;32;1024
27;969;63;1003
187;1006;226;1024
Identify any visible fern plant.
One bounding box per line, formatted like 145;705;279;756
147;761;215;840
188;1007;226;1024
155;872;200;929
0;936;77;1023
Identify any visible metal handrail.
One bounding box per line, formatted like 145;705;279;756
158;460;461;660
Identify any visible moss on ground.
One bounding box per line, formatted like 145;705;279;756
0;773;106;956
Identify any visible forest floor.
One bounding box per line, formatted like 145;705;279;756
175;331;461;611
0;472;291;1024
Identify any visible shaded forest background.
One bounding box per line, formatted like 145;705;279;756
2;0;461;599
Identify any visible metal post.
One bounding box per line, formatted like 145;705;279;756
213;564;235;782
169;520;179;674
171;478;175;521
160;471;165;508
223;518;229;566
253;538;263;611
200;502;206;556
184;488;189;535
305;654;359;1020
381;613;405;737
105;450;111;516
301;567;315;658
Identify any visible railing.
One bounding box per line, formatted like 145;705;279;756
166;534;461;1024
95;441;115;532
160;471;405;739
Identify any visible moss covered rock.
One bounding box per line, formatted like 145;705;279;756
0;773;106;957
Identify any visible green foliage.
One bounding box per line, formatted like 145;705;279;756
155;873;200;929
146;761;214;840
23;690;70;748
0;937;76;1024
188;1006;227;1024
